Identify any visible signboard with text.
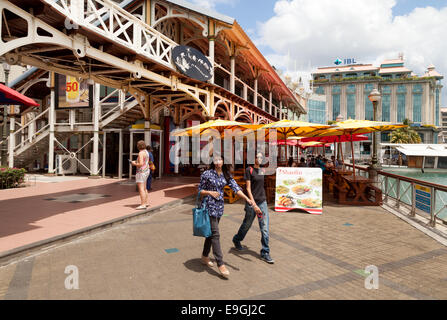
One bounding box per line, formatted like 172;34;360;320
275;167;323;215
415;184;431;214
55;73;93;109
172;45;213;82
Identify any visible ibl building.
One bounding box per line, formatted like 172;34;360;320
310;58;443;152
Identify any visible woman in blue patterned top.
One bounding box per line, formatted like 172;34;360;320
198;156;253;278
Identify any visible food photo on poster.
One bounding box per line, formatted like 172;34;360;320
275;167;323;215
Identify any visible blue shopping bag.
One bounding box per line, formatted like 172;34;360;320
192;191;212;238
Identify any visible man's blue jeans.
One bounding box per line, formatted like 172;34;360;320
233;201;270;256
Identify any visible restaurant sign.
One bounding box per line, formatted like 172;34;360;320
275;167;323;215
172;45;213;82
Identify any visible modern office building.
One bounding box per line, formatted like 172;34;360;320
311;58;443;159
441;107;447;143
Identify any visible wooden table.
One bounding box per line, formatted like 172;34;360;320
342;175;372;204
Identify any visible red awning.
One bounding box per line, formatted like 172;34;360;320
0;83;39;107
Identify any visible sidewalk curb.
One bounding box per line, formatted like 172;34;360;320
0;195;196;267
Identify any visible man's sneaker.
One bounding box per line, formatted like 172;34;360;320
261;254;274;264
232;239;244;251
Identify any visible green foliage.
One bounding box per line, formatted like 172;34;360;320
311;76;436;84
390;119;422;144
327;120;337;125
0;167;27;189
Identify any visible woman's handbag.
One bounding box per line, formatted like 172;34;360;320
192;191;212;238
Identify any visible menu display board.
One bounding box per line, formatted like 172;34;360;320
275;167;323;215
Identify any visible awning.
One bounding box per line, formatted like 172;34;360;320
0;83;39;107
396;145;447;157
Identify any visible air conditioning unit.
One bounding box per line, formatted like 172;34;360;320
57;155;77;175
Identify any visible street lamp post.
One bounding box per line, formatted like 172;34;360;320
1;63;11;166
368;89;382;182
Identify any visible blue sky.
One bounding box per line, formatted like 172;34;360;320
205;0;447;105
212;0;447;58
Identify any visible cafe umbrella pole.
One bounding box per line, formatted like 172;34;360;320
351;134;356;178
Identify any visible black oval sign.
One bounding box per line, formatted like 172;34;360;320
172;46;213;82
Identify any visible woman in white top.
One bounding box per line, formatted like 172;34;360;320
131;140;150;210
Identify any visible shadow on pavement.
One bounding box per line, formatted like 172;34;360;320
228;247;260;262
183;258;229;280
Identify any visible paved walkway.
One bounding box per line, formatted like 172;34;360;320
0;192;446;300
0;176;199;256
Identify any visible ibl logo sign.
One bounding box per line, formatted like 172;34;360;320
334;58;357;66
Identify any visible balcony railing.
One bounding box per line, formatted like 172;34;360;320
344;163;447;232
214;63;282;118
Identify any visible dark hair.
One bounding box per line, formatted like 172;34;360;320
146;146;153;152
300;157;305;163
210;160;232;182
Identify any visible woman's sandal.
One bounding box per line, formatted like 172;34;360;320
218;265;230;278
136;205;147;210
201;256;214;267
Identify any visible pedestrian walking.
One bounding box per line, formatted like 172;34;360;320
146;146;155;191
233;152;274;264
131;140;150;210
198;155;254;278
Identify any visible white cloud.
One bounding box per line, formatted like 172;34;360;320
258;0;447;101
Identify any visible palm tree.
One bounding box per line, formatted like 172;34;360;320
390;119;422;144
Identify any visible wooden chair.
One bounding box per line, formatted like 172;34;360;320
366;185;383;206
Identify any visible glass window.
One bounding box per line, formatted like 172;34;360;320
308;100;327;124
413;93;422;123
436;88;440;126
332;85;341;94
382;95;390;122
425;157;435;169
381;85;391;94
438;157;447;169
365;84;374;121
332;94;340;121
315;86;325;95
347;94;356;119
413;84;423;93
397;94;406;123
381;132;390;142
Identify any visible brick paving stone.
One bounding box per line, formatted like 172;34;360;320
2;195;447;300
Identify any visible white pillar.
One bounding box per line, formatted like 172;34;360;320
118;130;123;179
174;125;179;174
209;37;215;84
48;88;55;174
253;78;258;107
280;101;283;120
28;112;36;143
269;91;273;115
102;132;106;178
230;56;235;94
144;120;150;145
8;117;15;168
92;83;100;175
129;131;134;180
243;85;248;101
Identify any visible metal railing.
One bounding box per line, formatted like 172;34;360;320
344;163;447;228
